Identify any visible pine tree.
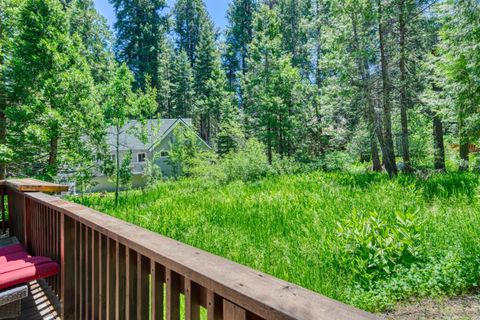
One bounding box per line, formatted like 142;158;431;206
194;17;233;144
171;50;195;118
243;5;307;162
156;37;175;116
224;0;258;88
173;0;208;65
340;0;383;171
376;0;397;176
10;0;99;179
110;0;167;89
276;0;313;77
438;0;480;171
68;0;115;83
394;0;433;171
0;0;21;179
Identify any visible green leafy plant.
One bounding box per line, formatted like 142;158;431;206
219;138;271;183
335;210;422;286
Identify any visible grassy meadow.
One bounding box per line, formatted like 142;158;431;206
70;171;480;312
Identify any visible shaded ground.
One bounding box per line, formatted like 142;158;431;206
382;294;480;320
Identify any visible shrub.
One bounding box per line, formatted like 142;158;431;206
348;247;479;311
318;151;353;172
185;150;224;182
271;154;304;176
335;210;422;287
219;139;272;183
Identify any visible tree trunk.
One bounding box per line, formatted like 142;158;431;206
0;30;6;180
115;125;120;206
351;12;382;171
267;123;273;164
200;114;209;143
432;113;446;171
311;0;325;157
241;0;252;76
459;115;469;171
370;131;382;171
377;0;397;177
458;110;470;171
398;0;411;171
48;136;58;176
0;99;6;180
459;142;469;171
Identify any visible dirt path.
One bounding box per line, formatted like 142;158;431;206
382;294;480;320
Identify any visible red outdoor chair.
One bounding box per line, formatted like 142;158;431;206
0;237;59;319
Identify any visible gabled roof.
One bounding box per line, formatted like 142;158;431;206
107;118;200;152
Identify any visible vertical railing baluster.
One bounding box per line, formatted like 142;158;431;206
46;207;50;260
34;201;38;254
56;210;60;296
115;242;126;320
126;248;137;320
185;279;201;320
30;200;35;254
1;187;5;234
47;206;51;288
136;254;150;319
106;238;116;320
23;196;31;252
61;213;75;320
166;268;181;320
92;230;99;318
51;208;55;292
75;221;80;320
80;223;85;320
207;290;223;320
39;203;43;256
42;204;46;256
86;227;91;316
151;261;164;320
99;232;106;320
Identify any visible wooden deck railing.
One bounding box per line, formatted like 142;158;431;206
0;179;379;320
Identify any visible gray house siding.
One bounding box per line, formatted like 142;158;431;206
89;119;209;192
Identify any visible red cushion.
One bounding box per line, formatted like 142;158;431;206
0;251;30;264
0;244;26;256
0;244;59;290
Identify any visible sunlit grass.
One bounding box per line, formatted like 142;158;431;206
69;171;480;311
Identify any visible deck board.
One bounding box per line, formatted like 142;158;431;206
20;279;60;320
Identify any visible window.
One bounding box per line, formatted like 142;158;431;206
137;152;146;163
160;151;169;157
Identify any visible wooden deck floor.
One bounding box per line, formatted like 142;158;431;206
20;279;60;320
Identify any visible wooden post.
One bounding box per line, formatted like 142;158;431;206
207;290;222;320
61;214;75;319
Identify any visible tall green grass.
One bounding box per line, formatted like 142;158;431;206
70;171;480;311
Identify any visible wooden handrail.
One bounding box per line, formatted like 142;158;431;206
4;183;379;320
0;178;68;193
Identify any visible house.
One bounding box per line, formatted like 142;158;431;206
90;118;210;192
